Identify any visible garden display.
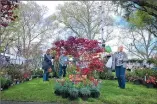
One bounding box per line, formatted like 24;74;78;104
53;36;104;100
126;68;157;88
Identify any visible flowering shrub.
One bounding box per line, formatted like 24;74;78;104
52;36;104;89
146;76;157;85
53;36;103;58
1;0;19;27
53;36;104;77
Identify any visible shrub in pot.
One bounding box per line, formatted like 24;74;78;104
61;86;69;98
69;88;79;100
145;76;156;88
90;87;100;98
146;83;154;88
54;83;63;96
133;78;142;85
80;87;91;101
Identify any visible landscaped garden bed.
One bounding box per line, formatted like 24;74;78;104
126;68;157;89
52;36;104;100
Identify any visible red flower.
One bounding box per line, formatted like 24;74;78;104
81;68;91;75
146;76;157;84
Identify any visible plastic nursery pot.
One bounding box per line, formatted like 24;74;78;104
81;95;89;101
146;83;154;88
69;95;78;101
109;76;114;80
62;91;69;98
54;90;61;96
90;90;100;98
133;80;141;85
141;80;146;85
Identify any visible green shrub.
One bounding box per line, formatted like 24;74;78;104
80;87;91;96
6;68;23;80
6;79;12;86
135;68;157;77
69;87;79;100
90;86;100;98
61;85;69;98
34;69;43;77
0;77;7;88
99;70;114;80
54;82;63;96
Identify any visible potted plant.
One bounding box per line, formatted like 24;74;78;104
61;86;69;98
80;87;91;101
145;76;156;88
133;77;143;85
69;88;79;100
90;87;100;98
54;83;63;96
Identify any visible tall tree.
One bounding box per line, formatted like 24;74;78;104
14;2;56;59
119;27;157;60
52;1;114;41
112;0;157;37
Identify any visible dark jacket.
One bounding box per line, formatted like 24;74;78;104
42;54;52;71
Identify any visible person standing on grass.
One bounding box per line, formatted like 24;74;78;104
59;49;69;78
42;49;58;81
112;45;128;89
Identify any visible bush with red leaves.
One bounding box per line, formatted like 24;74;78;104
146;76;157;85
53;36;104;77
0;0;19;27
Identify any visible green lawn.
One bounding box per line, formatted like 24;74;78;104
1;78;157;104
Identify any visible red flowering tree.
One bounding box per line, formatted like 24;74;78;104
52;36;104;82
0;0;19;27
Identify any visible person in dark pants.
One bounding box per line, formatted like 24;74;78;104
112;46;128;89
42;49;56;81
59;50;69;78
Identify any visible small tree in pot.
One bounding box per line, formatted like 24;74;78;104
80;87;91;101
69;88;79;100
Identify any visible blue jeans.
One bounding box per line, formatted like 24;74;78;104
115;66;126;89
59;64;67;77
43;70;49;81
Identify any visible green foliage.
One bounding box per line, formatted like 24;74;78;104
99;70;114;80
54;82;62;91
0;77;7;88
147;58;157;66
0;77;12;89
33;69;43;77
80;87;91;96
69;87;79;98
90;86;100;98
129;10;154;28
6;68;23;81
126;69;157;82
